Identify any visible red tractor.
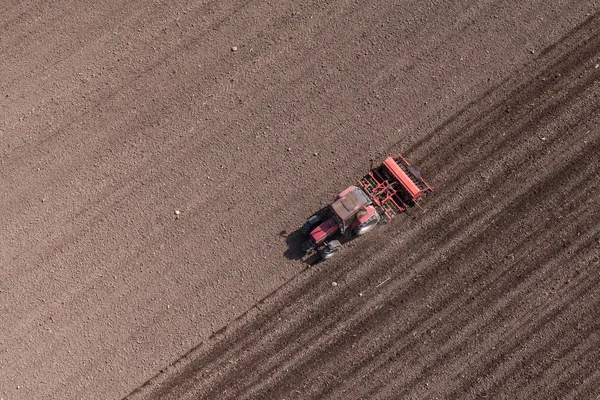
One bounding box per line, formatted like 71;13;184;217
301;154;432;260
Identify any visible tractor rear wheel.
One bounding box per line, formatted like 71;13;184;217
353;213;381;236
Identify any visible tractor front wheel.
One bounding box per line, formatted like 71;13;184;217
318;240;341;260
301;215;322;235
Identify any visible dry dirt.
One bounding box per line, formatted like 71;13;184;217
1;1;599;399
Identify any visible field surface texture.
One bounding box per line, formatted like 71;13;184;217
1;1;599;399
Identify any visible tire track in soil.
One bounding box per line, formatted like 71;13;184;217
131;35;596;400
1;2;321;396
2;2;596;398
1;0;396;268
404;10;600;168
11;0;496;358
2;1;440;396
321;153;599;399
127;9;600;400
130;140;598;399
220;130;600;398
244;152;599;400
2;0;330;290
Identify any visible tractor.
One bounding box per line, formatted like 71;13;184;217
300;154;432;260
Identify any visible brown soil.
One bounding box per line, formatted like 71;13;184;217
1;1;598;399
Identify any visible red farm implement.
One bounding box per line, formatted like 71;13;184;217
358;154;433;223
301;154;432;260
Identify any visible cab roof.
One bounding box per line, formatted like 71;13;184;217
331;187;371;222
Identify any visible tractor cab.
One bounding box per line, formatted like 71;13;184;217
303;186;374;249
330;186;372;232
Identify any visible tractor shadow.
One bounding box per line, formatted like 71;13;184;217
282;204;368;266
281;228;322;266
281;227;356;267
281;229;305;261
282;205;333;265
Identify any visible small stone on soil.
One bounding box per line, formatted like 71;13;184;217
231;46;238;52
331;281;338;287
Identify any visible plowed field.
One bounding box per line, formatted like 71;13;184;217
1;1;598;399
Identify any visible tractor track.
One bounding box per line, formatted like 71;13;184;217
127;7;600;400
1;0;599;399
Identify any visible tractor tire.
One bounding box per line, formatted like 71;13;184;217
302;239;316;254
318;240;341;260
353;213;381;236
301;214;322;235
